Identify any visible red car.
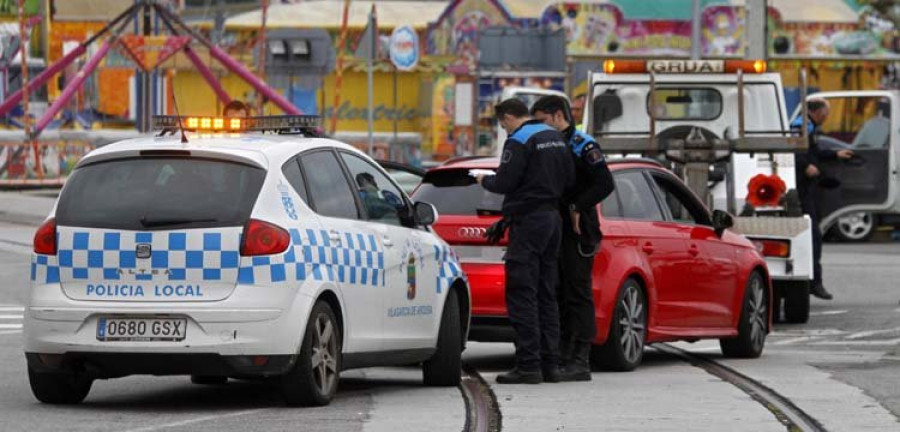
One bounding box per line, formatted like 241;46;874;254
411;157;771;371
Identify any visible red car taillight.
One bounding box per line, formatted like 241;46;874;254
752;239;790;258
33;218;57;255
240;219;290;256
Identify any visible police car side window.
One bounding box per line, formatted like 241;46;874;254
282;158;309;203
339;152;408;227
614;170;664;221
299;151;360;220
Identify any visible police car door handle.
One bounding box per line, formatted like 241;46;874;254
382;236;394;247
328;230;342;244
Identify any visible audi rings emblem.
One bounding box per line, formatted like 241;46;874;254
458;227;487;239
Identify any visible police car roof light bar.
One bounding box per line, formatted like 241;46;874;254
153;115;323;135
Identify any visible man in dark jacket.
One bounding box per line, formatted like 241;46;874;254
791;99;853;300
475;98;574;384
532;95;614;381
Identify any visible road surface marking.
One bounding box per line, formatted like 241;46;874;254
771;328;846;337
809;310;847;316
0;324;22;329
124;408;269;432
0;306;24;312
811;338;900;346
845;327;900;340
773;336;823;346
0;314;23;319
0;330;21;335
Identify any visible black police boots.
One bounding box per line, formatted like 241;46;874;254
496;369;542;384
558;343;592;382
811;284;833;300
542;365;561;383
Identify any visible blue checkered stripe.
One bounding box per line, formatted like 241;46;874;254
238;228;384;286
31;228;244;284
435;244;463;293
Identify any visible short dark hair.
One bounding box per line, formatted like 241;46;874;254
807;99;828;113
531;95;570;118
223;100;248;115
494;98;529;119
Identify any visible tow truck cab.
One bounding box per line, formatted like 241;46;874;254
791;91;900;241
585;59;818;322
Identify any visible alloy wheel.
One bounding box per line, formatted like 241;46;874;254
618;285;646;364
311;314;338;395
747;276;767;351
837;212;874;241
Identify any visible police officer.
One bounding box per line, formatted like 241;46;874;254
791;99;853;300
532;95;614;382
475;98;574;384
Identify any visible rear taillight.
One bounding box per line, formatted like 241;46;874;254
752;239;790;258
240;219;290;256
34;218;57;255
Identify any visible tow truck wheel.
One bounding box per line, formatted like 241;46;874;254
783;281;810;324
720;272;768;358
28;366;92;404
832;212;875;242
591;278;646;372
281;301;341;407
423;290;462;387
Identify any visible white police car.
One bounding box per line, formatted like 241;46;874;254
25;115;469;406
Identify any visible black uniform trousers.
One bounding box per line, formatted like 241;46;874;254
558;229;598;346
800;189;823;288
504;210;562;372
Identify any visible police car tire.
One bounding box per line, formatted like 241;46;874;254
720;272;768;358
783;281;810;324
422;290;462;387
281;301;341;407
28;366;92;405
591;278;646;372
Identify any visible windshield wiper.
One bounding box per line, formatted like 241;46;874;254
139;216;218;228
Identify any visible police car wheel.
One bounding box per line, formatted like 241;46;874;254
281;301;341;407
591;278;646;372
720;272;768;358
28;366;92;405
422;289;462;387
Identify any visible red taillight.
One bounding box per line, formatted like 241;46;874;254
240;219;290;256
752;239;790;258
33;218;57;255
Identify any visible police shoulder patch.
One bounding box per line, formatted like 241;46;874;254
501;149;513;163
585;146;605;165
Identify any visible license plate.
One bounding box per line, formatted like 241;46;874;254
96;317;187;342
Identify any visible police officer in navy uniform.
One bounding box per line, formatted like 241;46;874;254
475;98;574;384
790;99;853;300
532;95;614;381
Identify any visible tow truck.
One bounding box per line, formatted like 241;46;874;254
584;59;817;323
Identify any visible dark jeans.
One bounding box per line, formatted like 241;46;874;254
558;230;597;346
505;210;562;371
801;193;823;287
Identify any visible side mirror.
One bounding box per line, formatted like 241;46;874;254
711;210;734;237
414;201;439;226
591;90;623;135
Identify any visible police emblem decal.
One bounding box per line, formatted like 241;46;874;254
136;244;152;259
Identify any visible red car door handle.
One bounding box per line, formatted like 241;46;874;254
642;242;655;254
689;244;700;256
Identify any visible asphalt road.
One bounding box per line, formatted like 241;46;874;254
1;198;899;430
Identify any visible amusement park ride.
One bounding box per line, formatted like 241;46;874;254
1;0;299;181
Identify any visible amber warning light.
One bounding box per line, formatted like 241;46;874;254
603;60;766;75
153;115;322;133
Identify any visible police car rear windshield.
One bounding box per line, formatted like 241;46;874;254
56;157;265;230
412;169;503;215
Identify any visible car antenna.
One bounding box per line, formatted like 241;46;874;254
170;89;189;144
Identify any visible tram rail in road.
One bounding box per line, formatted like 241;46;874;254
460;363;502;432
654;344;827;432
